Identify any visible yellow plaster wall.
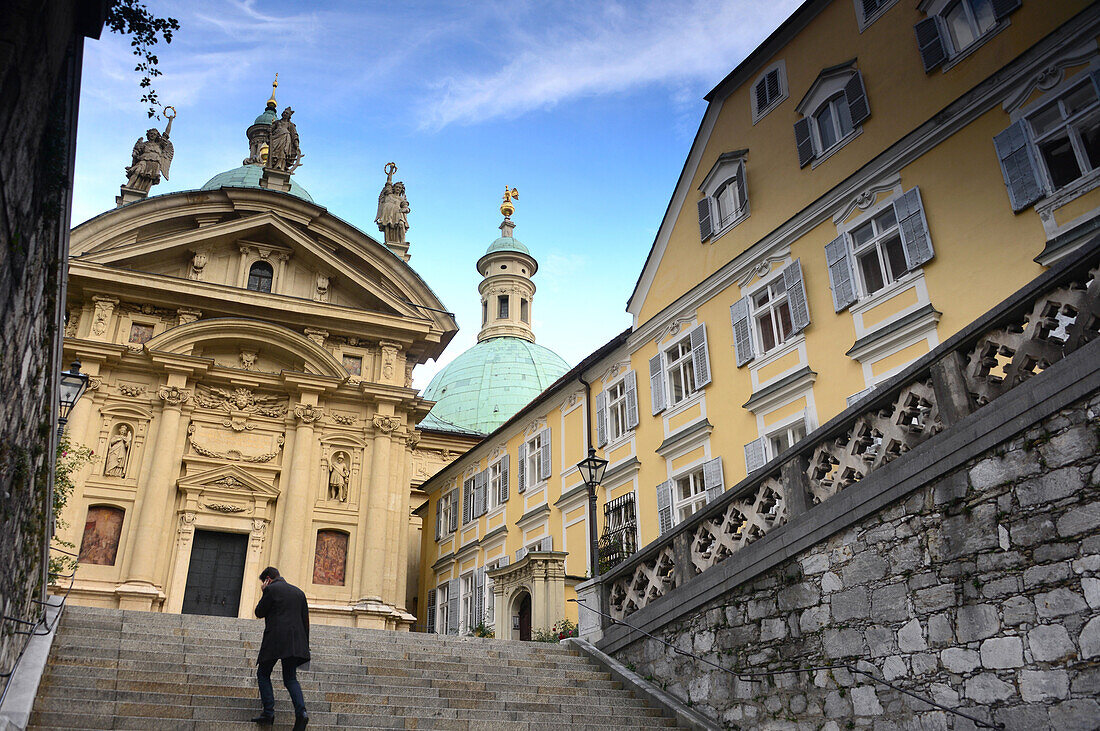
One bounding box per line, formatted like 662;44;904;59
671;446;707;473
1053;186;1100;227
762;397;808;428
862;287;918;329
756;349;801;383
565;521;588;576
871;340;930;378
667;402;702;431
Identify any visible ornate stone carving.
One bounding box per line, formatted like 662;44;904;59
314;274;330;303
238;350;258;370
405;431;421;450
177;308;201;326
187;425;285;463
103;425;132;477
268;107;301;172
331;413;357;426
86;376;103;391
188;252;207;280
294;404;324;424
178;511;196;535
204;502;246;513
250;519;267;549
304;328;328;347
328;451;350;501
652;315;694;345
372;414;401;433
123;111;174;194
64;310;80;337
157;385;191;407
117;384;145;398
376;163;410;245
220;417;254;432
90;296;118;337
210;476;246;490
380;342;400;382
404;363;414;389
194;386;287;417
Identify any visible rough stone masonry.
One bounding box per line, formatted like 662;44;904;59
615;392;1100;730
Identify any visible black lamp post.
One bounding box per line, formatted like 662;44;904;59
576;447;609;578
57;360;89;437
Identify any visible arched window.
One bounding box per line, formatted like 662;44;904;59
312;529;348;585
79;506;125;565
247;261;274;293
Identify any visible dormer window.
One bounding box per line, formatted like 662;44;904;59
247;261;274;293
750;61;788;123
697;150;749;242
794;61;870;168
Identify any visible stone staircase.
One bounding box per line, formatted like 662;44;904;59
28;605;681;730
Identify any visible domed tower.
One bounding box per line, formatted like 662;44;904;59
420;189;569;435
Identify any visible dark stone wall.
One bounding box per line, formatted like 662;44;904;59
614;391;1100;730
0;0;100;675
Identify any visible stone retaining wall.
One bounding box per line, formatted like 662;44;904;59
614;391;1100;730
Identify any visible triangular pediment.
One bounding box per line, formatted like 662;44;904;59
177;463;280;498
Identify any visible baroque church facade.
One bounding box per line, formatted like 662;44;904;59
57;86;480;628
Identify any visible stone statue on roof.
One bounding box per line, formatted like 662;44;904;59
268;107;301;172
123;107;175;194
376;162;410;244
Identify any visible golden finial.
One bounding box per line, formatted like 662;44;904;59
260;143;269;164
500;186;519;218
267;73;279;109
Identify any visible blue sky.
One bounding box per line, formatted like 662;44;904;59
72;0;800;388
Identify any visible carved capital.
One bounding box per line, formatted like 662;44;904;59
87;376;103;391
157;386;191;407
304;328;328;347
372;414;401;433
177;308;202;325
294;404;324;424
405;431;422;450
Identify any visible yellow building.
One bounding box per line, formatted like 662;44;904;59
417;0;1100;637
57;90;471;628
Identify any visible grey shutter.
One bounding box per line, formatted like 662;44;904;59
1092;69;1100;98
624;371;639;429
539;536;554;551
697;198;713;241
734;161;748;214
516;547;528;561
475;470;489;518
847;386;875;407
860;0;879;16
447;578;460;635
991;0;1021;20
703;457;724;504
498;556;509;567
517;444;527;493
499;454;510;503
994;120;1044;212
656;481;673;535
595;390;608;448
755;77;769;111
730;297;755;367
689;323;711;388
914;17;948;73
474;568;485;627
462;478;474;524
435;498;442;540
448;490;458;533
538;429;552;481
485;570;495;624
844;72;870;127
426;589;436;634
893;187;934;269
794;118;815;168
783;259;811;333
744;437;767;473
649;353;666;414
825;234;858;312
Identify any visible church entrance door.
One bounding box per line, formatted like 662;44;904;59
518;593;532;641
181;530;248;617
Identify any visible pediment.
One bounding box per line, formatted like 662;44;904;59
177;463;280;498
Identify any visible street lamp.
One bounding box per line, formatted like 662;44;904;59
57;360;89;436
576;447;608;578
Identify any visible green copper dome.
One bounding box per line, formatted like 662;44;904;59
253;108;277;126
420;337;569;435
201;165;314;202
485;236;530;256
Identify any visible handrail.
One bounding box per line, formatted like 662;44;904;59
570;599;1003;729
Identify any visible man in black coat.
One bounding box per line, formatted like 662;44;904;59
252;566;310;729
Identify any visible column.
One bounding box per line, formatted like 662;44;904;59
267;424;300;570
280;400;323;585
395;432;419;611
358;411;399;603
381;426;408;606
124;379;190;587
163;512;196;613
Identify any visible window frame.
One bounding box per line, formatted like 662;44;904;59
664;336;696;408
671;467;707;524
606;380;628;443
1025;77;1100;195
849;206;909;298
765;417;808;462
748;275;795;357
812;92;856;158
750;60;789;123
940;0;997;57
487;458;504;511
437;490;456;541
697;153;749;241
524;432;544;487
497;294;509;319
246;260;275;293
436;583;449;634
854;0;899;31
460;572;475;633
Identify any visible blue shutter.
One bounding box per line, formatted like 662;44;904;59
689;323;711;389
994;120;1044;212
914;17;947;73
698;198;714;241
624;371;639;429
656;481;673;535
794;118;814;168
991;0;1021;20
825;234;857;312
517;444;527;493
893;187;934;269
744;438;767;473
539;429;552;481
844;72;870;126
649;353;666;414
703;457;724;504
730;296;754;367
783;258;811;334
499;455;510;503
595;390;608;447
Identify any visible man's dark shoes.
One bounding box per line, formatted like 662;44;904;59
250;714;274;725
293;713;309;730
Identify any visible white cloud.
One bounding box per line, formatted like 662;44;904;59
417;0;800;129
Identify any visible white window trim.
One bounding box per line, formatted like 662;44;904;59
664;334;697;409
796;68;865;169
852;309;941;387
523;432;548;490
669;463;708;526
486;457;505;513
745;267;796;357
435;583;449;634
837;189;929;309
436;489;457;543
919;0;1010;72
603;374;632;447
699;155;750;241
854;0;899;32
748;333;807;392
761;409;811;462
459;572;475;634
750;60;789;124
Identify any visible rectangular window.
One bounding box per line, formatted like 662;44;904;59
665;338;696;406
439;492;455;538
1028;80;1100;192
482;300;488;325
673;468;707;523
488;460;503;510
128;323;154;344
520;298;529;323
436;584;449;633
767;420;807;460
599;493;638;573
752;280;794;354
814;94;855;153
460;573;474;633
851;207;908;297
498;295;509;319
524;432;543;485
607;381;628;442
943;0;995;55
342;354;362;376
